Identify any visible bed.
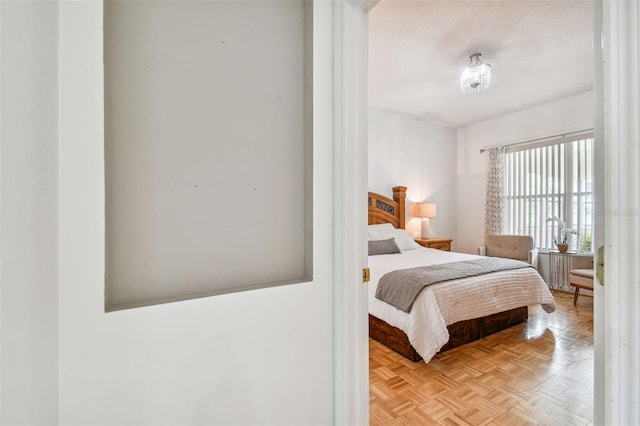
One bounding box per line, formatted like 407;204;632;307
367;186;556;363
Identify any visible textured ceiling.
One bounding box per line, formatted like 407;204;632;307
368;0;594;128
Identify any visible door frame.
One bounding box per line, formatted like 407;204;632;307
332;1;379;424
594;1;640;424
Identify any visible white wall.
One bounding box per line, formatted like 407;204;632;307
369;109;458;245
0;2;59;424
456;91;594;254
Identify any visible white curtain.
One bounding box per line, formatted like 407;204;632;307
484;147;505;236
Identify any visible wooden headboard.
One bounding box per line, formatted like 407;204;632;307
367;186;406;229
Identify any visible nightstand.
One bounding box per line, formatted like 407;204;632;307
414;238;453;251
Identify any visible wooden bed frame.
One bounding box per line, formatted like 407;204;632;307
367;186;528;362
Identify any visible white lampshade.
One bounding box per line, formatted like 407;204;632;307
416;202;437;218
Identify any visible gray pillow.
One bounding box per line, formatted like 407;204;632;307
368;238;401;256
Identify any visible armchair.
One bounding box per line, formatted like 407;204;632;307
478;234;539;268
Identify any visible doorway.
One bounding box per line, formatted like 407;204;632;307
358;1;602;424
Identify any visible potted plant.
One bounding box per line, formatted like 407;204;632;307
548;216;577;253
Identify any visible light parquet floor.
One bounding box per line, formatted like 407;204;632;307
370;291;593;425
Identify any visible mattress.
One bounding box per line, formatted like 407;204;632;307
368;247;556;363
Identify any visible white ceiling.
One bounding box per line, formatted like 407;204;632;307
368;0;594;128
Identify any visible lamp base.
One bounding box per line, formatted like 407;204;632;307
421;218;437;239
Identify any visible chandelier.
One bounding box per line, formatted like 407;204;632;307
460;53;491;93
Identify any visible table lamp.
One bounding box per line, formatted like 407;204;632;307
416;202;437;238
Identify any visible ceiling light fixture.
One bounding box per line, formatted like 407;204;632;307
460;53;491;94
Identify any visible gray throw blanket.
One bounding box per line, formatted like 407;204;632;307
375;257;532;313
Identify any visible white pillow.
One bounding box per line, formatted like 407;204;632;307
368;228;420;251
367;223;394;233
367;223;394;241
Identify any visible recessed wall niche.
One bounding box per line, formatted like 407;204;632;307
104;0;312;311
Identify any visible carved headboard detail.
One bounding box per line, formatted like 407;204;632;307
367;186;406;229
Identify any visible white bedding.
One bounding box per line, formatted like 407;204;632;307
368;247;556;363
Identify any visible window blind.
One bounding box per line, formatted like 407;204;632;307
504;136;594;252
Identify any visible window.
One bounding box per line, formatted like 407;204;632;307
504;135;594;252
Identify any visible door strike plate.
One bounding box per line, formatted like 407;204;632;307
363;268;370;283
